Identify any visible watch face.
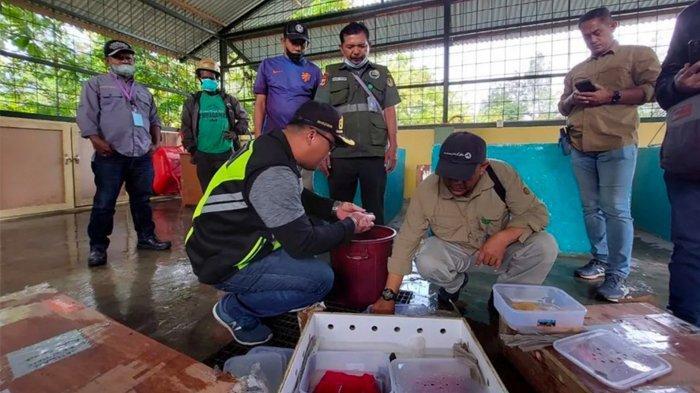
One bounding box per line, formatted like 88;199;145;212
382;289;395;300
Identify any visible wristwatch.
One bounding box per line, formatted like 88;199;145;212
611;90;622;104
381;288;397;301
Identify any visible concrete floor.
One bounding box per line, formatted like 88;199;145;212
0;199;673;388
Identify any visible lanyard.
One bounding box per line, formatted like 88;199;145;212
111;73;136;106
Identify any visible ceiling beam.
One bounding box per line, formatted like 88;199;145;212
11;0;184;57
165;0;225;27
138;0;218;35
180;0;269;61
222;0;442;41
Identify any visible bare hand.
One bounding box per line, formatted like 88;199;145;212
371;298;395;315
223;129;238;141
674;61;700;94
349;211;375;233
89;135;113;156
575;84;613;107
476;232;510;268
385;147;397;173
336;202;366;220
319;155;331;177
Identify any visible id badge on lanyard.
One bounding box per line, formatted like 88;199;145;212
113;75;144;127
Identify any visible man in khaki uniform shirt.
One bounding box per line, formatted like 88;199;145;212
558;7;660;302
370;132;558;313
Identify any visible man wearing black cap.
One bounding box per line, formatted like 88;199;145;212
254;21;322;189
77;39;171;268
253;21;321;138
371;132;558;314
186;101;375;345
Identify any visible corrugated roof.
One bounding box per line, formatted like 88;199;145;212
14;0;692;63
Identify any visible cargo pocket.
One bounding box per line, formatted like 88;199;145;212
98;91;123;111
369;113;388;146
329;80;349;106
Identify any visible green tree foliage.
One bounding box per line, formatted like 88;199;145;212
291;0;352;19
478;53;556;122
0;3;196;127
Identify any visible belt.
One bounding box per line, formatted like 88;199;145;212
336;103;380;114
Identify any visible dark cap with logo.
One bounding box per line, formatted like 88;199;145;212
283;21;310;42
290;101;355;147
104;40;135;57
435;131;487;180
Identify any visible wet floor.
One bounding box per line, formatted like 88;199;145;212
0;199;672;390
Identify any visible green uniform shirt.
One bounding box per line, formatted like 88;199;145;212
315;61;401;158
197;92;231;154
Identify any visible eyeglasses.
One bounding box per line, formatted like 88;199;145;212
312;128;336;152
111;53;134;61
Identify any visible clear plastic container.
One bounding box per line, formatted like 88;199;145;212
493;284;587;333
247;345;295;366
389;357;486;393
298;350;390;393
365;303;432;317
223;352;286;392
553;329;672;390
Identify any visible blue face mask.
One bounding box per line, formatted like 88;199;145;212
200;78;219;92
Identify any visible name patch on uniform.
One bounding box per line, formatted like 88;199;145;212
332;77;347;82
369;69;380;79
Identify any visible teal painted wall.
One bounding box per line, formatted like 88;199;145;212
632;147;671;240
314;148;406;224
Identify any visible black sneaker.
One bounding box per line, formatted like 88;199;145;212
87;248;107;267
437;274;469;307
137;237;172;251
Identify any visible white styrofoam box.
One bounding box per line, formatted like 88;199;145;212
280;312;508;393
493;284;587;333
298;350;390;393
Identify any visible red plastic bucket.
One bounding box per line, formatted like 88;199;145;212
329;225;397;309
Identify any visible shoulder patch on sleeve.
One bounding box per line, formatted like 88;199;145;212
320;72;329;87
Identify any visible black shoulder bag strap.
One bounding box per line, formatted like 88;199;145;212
486;165;506;204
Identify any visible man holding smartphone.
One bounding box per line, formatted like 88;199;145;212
655;0;700;326
558;7;660;301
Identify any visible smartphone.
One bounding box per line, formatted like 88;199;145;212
689;40;700;65
575;79;598;93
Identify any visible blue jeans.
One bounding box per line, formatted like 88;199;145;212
214;250;334;329
88;152;155;250
665;172;700;326
571;145;637;278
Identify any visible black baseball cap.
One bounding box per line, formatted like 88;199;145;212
435;132;487;180
283;21;310;42
290;101;355;147
104;40;135;57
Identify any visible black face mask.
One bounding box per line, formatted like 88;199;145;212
286;49;304;63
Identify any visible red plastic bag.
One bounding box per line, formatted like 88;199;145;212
152;146;184;195
313;371;381;393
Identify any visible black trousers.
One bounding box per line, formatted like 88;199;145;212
194;151;230;192
328;157;386;225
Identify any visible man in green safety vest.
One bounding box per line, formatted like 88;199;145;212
185;101;375;345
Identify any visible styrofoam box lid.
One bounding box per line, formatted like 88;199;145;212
390;357;487;393
553;329;672;390
493;284;587;313
224;352;286;391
